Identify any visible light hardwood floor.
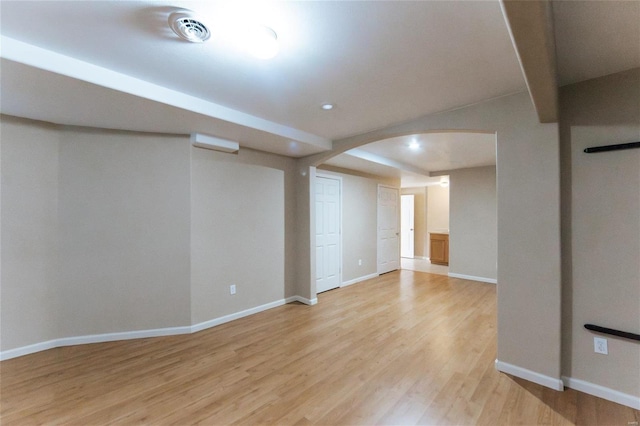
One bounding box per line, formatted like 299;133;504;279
1;271;638;425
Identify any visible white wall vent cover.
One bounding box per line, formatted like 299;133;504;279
168;11;211;43
191;133;239;153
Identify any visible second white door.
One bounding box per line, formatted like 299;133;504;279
316;176;341;293
378;185;400;274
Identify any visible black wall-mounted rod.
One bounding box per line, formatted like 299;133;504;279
584;324;640;342
583;141;640;153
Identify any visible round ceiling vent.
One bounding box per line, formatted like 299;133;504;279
168;11;211;43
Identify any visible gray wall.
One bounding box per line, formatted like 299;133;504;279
449;166;497;281
0;116;297;352
1;118;61;348
57;129;192;336
560;68;640;397
191;146;291;323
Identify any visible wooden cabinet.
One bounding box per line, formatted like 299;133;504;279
429;233;449;265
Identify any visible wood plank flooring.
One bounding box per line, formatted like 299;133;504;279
1;271;638;425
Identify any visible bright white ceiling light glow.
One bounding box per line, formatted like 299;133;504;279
246;25;279;59
409;140;420;150
321;103;334;110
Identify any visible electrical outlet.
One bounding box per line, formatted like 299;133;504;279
594;337;608;354
358;259;362;266
230;284;236;295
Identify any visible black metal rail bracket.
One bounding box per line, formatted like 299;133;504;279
584;324;640;342
583;141;640;153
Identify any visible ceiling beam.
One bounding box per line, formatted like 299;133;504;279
346;149;431;177
0;36;332;150
500;0;558;123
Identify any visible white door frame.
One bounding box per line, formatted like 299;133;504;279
377;184;400;274
316;173;342;291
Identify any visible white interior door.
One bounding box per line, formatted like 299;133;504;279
316;176;341;293
378;185;400;274
401;194;415;258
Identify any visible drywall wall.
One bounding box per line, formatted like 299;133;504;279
303;91;562;387
401;187;427;258
560;68;640;398
191;146;291;323
296;166;315;300
56;128;192;335
322;170;377;283
1;117;61;350
426;185;450;258
448;166;497;281
1;115;298;354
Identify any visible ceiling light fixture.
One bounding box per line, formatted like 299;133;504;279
247;25;279;59
168;11;211;43
321;103;334;111
409;140;420;150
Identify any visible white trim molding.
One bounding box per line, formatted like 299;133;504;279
191;299;289;333
287;296;318;306
0;326;192;361
495;359;564;391
448;272;497;284
1;296;316;361
341;273;379;287
562;376;640;410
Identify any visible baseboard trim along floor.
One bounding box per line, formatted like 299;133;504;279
341;273;379;287
448;272;497;284
495;359;564;391
562;376;640;410
0;296;315;361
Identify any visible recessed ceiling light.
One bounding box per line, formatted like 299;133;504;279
247;25;279;59
409;141;420;150
168;11;211;43
321;103;334;110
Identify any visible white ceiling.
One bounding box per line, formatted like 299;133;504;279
1;1;638;176
325;132;496;187
0;0;525;140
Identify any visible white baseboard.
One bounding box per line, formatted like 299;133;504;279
495;359;564;391
287;296;317;306
0;325;192;361
341;273;379;287
0;341;58;361
562;376;640;410
448;272;497;284
191;299;288;333
1;296;315;361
